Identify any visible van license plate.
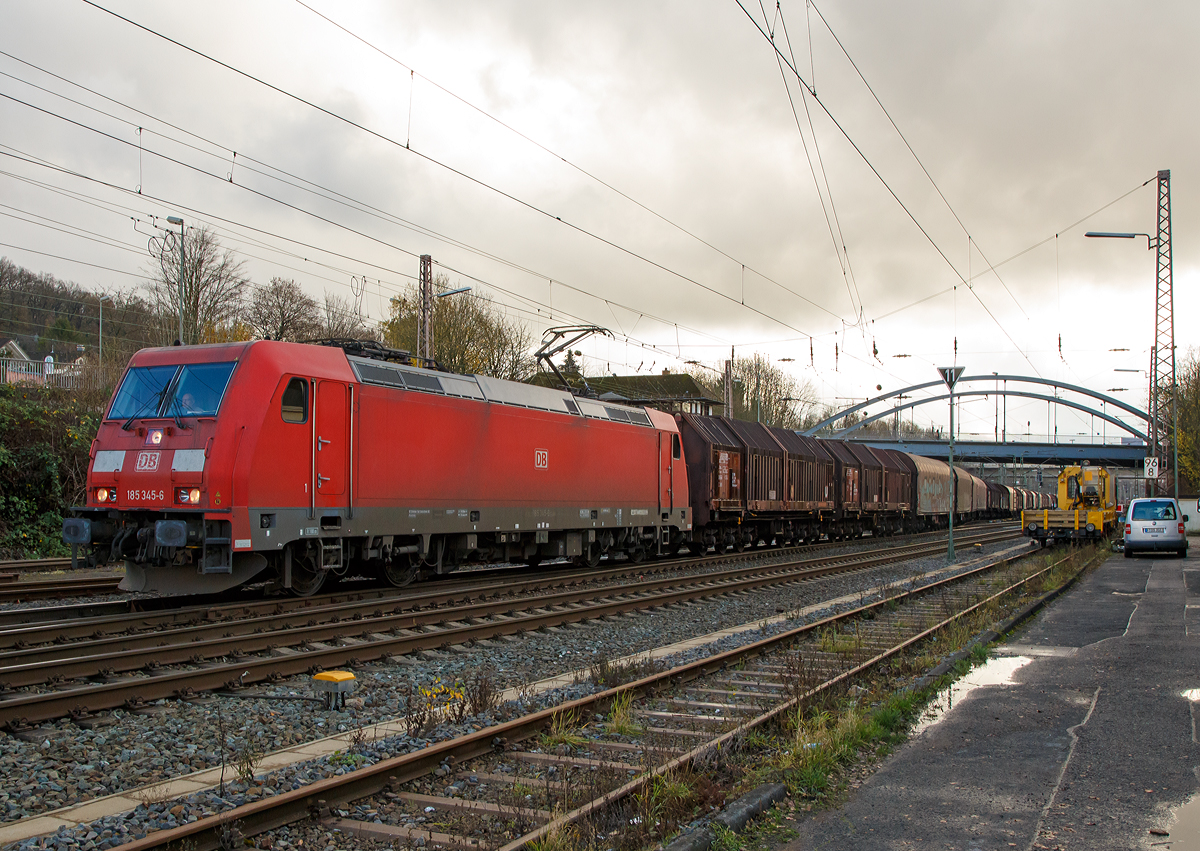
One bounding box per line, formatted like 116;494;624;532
1144;527;1164;534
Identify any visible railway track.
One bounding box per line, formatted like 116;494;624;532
0;558;73;574
105;539;1099;851
0;527;1019;729
0;574;122;603
0;521;1017;623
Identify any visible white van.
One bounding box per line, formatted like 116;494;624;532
1124;497;1189;558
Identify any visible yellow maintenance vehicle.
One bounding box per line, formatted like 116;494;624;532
1023;463;1116;547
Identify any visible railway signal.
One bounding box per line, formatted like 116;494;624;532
938;366;965;562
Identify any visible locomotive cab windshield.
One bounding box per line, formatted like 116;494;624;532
109;361;237;422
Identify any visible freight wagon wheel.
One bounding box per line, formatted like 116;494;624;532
582;544;602;568
289;552;327;597
627;548;646;564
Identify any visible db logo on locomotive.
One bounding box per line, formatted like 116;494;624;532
135;451;161;472
534;449;549;469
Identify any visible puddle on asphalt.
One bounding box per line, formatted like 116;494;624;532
910;655;1033;736
1164;793;1200;849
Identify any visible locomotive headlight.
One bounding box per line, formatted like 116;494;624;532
176;488;203;504
95;487;112;503
145;428;164;446
189;488;201;504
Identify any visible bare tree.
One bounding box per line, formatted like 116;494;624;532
145;225;248;345
687;355;816;429
381;275;535;380
317;291;372;340
246;277;320;341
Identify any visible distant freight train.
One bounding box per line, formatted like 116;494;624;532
62;340;1050;596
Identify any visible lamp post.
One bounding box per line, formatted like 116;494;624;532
166;216;185;344
1085;169;1175;498
937;366;964;562
97;293;112;370
992;371;999;442
428;285;470;361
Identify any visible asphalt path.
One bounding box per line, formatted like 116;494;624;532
775;549;1200;850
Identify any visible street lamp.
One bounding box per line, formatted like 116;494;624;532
1086;170;1176;498
992;371;999;442
166;216;184;344
1085;231;1153;246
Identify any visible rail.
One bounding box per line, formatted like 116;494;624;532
107;542;1100;850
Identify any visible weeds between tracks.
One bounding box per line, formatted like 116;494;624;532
688;543;1105;851
527;544;1102;850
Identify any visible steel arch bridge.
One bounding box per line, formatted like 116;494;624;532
801;374;1149;442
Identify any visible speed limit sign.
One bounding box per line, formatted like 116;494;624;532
1144;456;1160;479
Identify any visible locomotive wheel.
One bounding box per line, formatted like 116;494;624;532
382;557;419;587
289;553;327;597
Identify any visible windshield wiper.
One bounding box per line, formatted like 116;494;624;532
121;386;171;431
167;395;191;431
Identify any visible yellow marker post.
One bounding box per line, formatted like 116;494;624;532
312;670;356;710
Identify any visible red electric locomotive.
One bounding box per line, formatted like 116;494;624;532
63;340;691;596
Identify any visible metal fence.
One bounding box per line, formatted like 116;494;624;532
0;357;84;389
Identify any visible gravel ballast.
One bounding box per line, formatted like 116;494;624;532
1;536;1027;849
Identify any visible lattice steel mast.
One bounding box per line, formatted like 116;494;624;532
417;254;433;361
1151;170;1175;497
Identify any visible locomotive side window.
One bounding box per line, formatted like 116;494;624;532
281;378;309;424
672;433;681;459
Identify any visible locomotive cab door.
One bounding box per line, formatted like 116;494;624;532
659;432;679;512
314;381;349;510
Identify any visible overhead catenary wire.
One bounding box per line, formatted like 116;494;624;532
734;0;1041;377
0;142;727;369
0;50;745;356
4;12;1021;388
289;0;849;325
804;0;1028;321
763;6;856;317
74;0;836;341
1;145;713;372
0;52;558;286
770;1;863;319
2;30;902;381
867;178;1153;326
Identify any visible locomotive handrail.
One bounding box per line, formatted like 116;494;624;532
801;374;1149;436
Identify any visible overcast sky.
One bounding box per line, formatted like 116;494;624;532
3;0;1197;441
